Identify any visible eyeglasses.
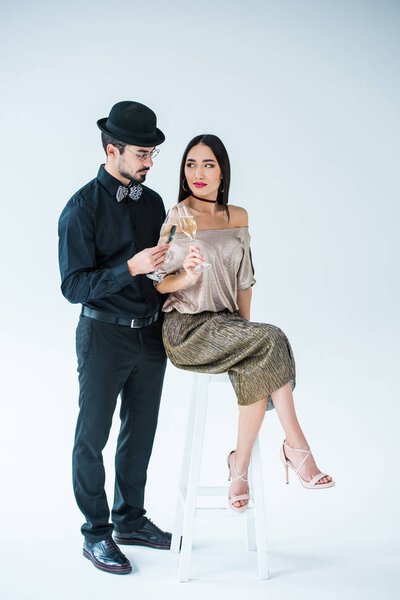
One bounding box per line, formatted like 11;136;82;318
125;147;160;162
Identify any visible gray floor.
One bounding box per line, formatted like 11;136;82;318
1;520;398;600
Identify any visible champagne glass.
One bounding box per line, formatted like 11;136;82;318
176;203;212;272
146;209;177;281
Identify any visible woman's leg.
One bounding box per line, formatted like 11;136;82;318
231;384;332;507
271;383;332;484
230;398;267;508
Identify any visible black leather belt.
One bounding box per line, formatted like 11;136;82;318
81;307;160;328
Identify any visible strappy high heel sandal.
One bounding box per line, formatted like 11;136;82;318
227;450;250;512
280;440;335;489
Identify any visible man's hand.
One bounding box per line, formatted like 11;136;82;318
127;244;169;276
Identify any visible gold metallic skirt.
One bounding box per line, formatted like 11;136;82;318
162;310;296;409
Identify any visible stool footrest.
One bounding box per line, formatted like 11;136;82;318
178;486;255;514
196;507;255;518
180;485;235;497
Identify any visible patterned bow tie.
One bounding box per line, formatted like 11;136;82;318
116;184;143;202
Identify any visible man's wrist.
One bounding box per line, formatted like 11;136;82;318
127;259;137;277
111;261;133;287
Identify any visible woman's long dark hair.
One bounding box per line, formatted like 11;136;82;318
178;135;231;212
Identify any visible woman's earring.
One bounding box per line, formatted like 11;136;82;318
182;179;189;192
219;178;225;192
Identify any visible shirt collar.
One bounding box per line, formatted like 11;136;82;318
97;164;126;200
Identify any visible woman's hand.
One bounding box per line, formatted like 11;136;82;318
155;246;207;293
182;246;206;283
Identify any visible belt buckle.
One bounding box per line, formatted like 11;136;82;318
131;318;140;328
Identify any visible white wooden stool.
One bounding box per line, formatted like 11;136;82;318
171;373;270;582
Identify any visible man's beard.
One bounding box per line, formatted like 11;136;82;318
131;170;148;183
118;158;149;183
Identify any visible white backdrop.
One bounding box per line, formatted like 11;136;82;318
0;1;399;599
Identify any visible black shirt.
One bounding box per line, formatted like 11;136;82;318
58;165;166;318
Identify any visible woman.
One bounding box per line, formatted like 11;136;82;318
156;134;334;511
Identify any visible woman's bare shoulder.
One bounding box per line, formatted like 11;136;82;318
228;204;249;227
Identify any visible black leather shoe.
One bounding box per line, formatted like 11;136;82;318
83;538;132;574
114;517;172;549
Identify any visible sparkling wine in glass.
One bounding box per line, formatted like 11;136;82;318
146;210;177;282
177;203;211;272
179;215;197;240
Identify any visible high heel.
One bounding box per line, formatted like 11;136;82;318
284;461;289;484
227;450;250;512
280;440;335;489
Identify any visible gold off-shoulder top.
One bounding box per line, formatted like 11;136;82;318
159;227;256;314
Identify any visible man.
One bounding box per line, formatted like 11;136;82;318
58;101;171;575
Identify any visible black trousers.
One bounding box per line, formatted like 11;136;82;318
73;315;167;542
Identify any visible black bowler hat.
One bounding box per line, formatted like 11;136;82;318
97;100;165;146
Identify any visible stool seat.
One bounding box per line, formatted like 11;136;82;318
171;373;270;581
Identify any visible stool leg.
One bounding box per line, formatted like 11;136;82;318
251;437;270;579
178;375;209;582
171;388;198;553
246;511;257;551
246;436;259;552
